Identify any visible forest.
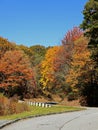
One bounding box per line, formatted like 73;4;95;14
0;0;98;115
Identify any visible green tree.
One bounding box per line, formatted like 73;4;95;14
80;0;98;45
30;45;47;66
80;0;98;106
80;0;98;63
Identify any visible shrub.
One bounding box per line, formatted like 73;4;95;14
0;94;29;116
67;92;76;101
59;94;65;101
15;103;29;114
0;94;9;115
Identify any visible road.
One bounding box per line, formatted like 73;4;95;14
1;107;98;130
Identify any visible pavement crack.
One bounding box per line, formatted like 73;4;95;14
59;116;80;130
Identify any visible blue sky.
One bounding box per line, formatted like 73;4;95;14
0;0;88;47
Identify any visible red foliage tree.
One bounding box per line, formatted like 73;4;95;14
62;27;83;45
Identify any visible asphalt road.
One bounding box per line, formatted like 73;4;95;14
1;107;98;130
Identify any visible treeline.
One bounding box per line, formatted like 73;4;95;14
0;27;96;106
0;0;98;106
0;37;49;99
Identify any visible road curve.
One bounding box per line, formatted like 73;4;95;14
1;108;98;130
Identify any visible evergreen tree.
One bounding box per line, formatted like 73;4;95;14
80;0;98;106
80;0;98;59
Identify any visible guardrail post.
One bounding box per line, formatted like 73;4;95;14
42;103;45;107
39;102;42;107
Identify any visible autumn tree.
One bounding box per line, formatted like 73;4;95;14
62;27;83;74
40;46;68;95
0;50;36;98
65;36;91;100
61;27;83;98
62;27;83;45
18;44;34;58
0;37;16;59
40;27;83;97
18;44;35;68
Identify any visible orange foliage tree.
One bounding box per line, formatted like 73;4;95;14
61;27;83;97
65;36;91;99
0;50;36;98
0;37;16;59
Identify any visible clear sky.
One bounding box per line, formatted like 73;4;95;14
0;0;88;47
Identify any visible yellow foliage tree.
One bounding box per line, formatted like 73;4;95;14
40;46;66;91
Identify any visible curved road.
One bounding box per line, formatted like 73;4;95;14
1;108;98;130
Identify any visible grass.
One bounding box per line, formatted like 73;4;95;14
0;105;84;120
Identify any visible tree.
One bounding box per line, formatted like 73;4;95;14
66;36;91;93
18;44;34;68
80;0;98;45
62;27;83;73
40;46;67;94
62;27;83;45
18;44;48;97
30;45;47;66
80;0;98;106
80;0;98;80
18;44;34;58
29;45;47;95
61;27;83;98
0;50;36;98
0;37;16;59
80;0;98;62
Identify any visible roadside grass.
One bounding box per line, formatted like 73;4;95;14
0;105;85;120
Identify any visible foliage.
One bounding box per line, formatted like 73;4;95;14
18;45;33;57
80;0;98;64
30;45;47;66
40;27;84;97
80;0;98;106
80;0;98;81
66;36;90;88
62;27;83;45
0;94;29;116
80;0;98;43
62;27;83;76
62;27;83;97
40;46;67;93
28;45;48;96
67;92;77;101
0;5;98;107
65;36;91;103
0;103;83;119
0;50;36;98
0;37;16;59
18;44;35;69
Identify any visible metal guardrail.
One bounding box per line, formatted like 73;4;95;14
26;101;52;108
18;100;58;108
